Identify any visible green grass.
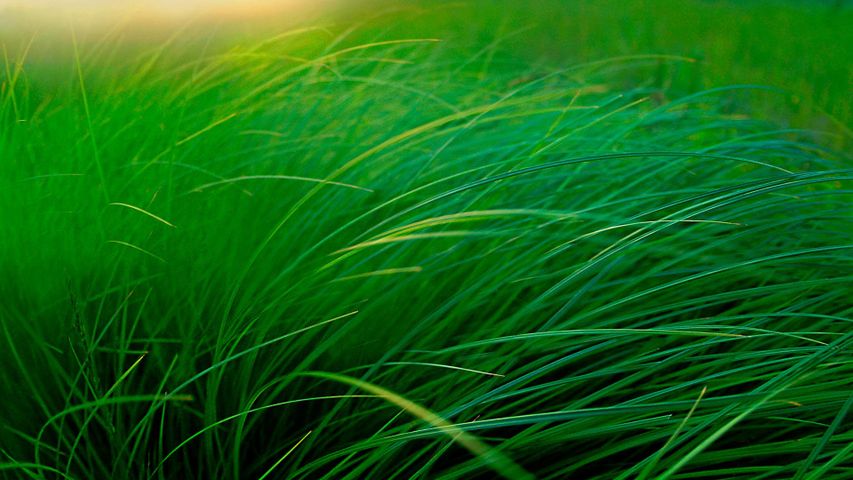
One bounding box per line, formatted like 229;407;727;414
407;0;853;131
1;1;852;479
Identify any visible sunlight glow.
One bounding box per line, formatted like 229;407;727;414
0;0;327;23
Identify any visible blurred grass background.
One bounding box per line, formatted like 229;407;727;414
350;0;852;132
6;0;850;131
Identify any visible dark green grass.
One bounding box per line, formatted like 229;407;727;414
1;3;852;480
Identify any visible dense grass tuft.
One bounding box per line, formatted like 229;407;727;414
1;6;852;480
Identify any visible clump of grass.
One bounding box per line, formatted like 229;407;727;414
0;11;851;480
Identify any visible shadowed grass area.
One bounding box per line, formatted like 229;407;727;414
1;2;852;479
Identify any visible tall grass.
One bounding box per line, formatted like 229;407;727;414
1;9;852;480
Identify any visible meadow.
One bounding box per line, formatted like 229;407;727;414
1;0;851;479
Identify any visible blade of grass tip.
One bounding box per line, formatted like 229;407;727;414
301;372;534;480
107;240;167;263
189;175;374;193
437;329;743;354
109;203;176;228
331;266;423;283
633;386;708;480
174;112;237;146
794;392;853;480
332;231;490;255
381;362;504;378
257;430;313;480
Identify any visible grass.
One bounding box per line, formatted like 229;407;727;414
1;1;852;479
398;0;853;131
